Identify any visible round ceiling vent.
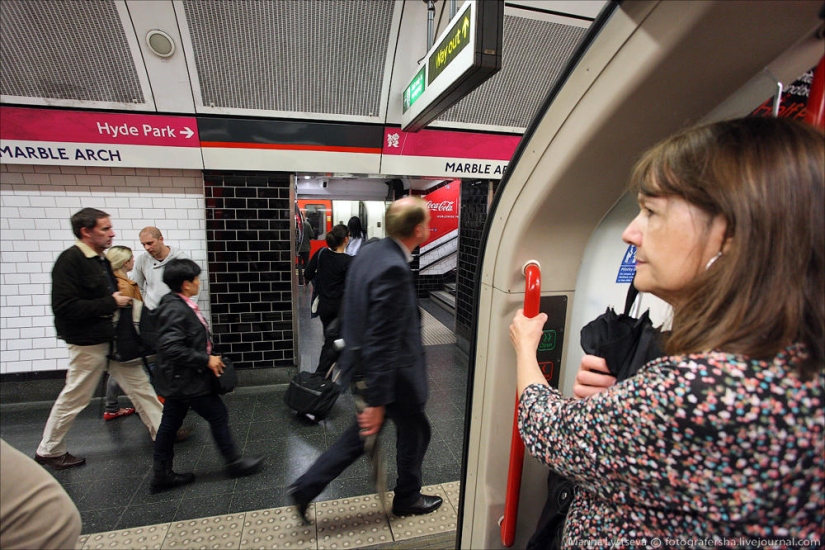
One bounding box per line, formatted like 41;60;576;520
146;29;175;58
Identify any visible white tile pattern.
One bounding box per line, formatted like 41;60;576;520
0;164;210;374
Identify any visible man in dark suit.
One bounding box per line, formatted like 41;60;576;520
289;196;443;521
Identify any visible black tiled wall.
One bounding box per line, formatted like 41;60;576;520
417;273;452;297
455;180;496;347
204;171;293;368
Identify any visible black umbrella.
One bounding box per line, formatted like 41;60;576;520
579;278;665;382
527;278;667;550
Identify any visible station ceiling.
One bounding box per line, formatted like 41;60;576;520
0;0;605;135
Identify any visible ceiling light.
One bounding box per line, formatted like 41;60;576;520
146;30;175;58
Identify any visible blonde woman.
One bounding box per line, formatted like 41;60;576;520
102;246;164;438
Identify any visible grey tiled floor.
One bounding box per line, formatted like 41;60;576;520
0;290;467;540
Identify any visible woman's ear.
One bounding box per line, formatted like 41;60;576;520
709;215;731;255
181;279;194;295
721;235;734;254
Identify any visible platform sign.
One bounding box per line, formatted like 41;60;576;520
401;0;503;132
381;126;518;178
403;66;427;113
428;5;472;85
0;106;202;169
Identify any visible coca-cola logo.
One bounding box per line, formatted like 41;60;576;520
427;200;455;212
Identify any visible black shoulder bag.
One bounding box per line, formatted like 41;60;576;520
109;300;158;363
212;356;238;395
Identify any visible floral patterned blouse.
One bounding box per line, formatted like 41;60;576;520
518;343;823;545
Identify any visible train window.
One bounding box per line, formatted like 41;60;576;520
303;203;329;240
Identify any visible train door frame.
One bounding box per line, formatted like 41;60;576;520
457;2;824;548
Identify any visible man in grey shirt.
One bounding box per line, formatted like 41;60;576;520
133;227;190;309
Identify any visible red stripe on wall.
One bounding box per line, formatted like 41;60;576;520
200;141;381;154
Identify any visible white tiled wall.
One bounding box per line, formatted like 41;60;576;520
420;229;458;275
0;164;210;375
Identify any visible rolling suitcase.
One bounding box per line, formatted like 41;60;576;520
284;365;340;421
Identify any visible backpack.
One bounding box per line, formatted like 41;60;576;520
109;300;158;362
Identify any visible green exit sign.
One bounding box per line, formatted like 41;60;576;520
428;8;472;85
401;0;503;132
538;330;557;352
403;66;426;113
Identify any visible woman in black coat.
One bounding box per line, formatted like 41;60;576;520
150;259;262;493
305;224;353;374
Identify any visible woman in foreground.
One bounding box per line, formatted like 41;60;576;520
510;117;824;541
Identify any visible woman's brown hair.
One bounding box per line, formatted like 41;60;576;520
631;117;824;378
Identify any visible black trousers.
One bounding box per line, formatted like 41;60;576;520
291;400;431;507
153;393;238;463
315;311;341;375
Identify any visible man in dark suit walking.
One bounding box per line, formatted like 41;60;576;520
289;196;442;521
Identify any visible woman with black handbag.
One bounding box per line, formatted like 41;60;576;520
305;224;353;374
101;246;165;436
149;259;262;493
102;246;142;421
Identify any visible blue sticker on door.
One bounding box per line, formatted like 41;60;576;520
616;245;636;283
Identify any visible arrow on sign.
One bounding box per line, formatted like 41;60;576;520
181;127;194;139
462;16;469;38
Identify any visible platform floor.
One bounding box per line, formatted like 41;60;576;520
0;287;467;549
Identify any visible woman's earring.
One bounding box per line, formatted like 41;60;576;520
705;251;722;270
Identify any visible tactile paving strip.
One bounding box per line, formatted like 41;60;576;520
441;481;461;511
240;506;316;549
161;513;244;549
388;485;457;543
420;309;456;346
81;523;169;549
77;483;462;549
315;494;393;548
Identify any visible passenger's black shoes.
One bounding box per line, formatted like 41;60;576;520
288;489;311;525
149;460;195;493
391;494;443;517
226;455;263;478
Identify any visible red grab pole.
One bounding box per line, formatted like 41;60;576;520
500;260;541;547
